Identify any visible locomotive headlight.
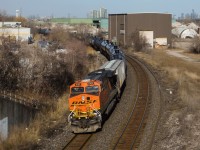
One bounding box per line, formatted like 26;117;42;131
82;96;85;101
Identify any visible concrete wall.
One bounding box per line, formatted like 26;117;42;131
0;117;8;140
0;97;37;135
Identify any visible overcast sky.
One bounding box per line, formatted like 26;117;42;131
1;0;200;18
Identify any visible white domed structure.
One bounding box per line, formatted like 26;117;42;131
172;27;198;39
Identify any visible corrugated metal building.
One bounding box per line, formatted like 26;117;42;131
109;13;172;47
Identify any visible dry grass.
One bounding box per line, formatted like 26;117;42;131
86;46;106;72
86;46;96;55
0;126;40;150
183;50;200;61
0;94;68;150
134;49;200;110
137;49;200;149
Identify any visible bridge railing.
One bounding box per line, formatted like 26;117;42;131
0;91;40;109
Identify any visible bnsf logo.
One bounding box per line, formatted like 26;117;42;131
71;100;97;105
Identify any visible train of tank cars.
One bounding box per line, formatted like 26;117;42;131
68;36;127;133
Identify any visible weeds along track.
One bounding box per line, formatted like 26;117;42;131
113;55;150;149
62;133;92;150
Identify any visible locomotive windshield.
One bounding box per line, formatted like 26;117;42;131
71;87;84;94
86;86;99;94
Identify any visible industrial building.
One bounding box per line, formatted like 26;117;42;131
0;22;31;41
108;13;172;48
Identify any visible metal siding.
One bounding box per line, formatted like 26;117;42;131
109;13;172;46
109;15;117;41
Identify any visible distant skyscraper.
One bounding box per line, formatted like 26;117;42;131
97;11;100;19
181;13;184;20
87;7;108;19
99;7;107;18
93;10;98;18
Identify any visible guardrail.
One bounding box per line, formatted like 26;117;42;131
0;91;40;109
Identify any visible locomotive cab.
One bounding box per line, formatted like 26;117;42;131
68;60;126;133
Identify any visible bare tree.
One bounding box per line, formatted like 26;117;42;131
190;37;200;54
0;24;95;101
128;30;148;52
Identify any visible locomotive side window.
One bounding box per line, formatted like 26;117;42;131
71;87;84;94
86;86;99;94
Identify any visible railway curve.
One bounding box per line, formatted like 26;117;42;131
62;54;162;150
112;55;150;149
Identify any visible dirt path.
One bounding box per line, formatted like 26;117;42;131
166;50;200;63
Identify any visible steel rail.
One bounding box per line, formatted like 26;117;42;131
130;54;163;149
62;134;92;150
113;55;150;150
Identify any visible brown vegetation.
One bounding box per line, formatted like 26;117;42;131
128;30;148;52
0;28;92;100
0;95;68;150
190;37;200;54
134;49;200;149
0;25;102;149
0;10;27;26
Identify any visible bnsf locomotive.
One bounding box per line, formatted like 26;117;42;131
68;60;126;133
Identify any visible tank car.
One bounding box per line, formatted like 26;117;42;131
68;60;126;133
90;36;102;51
112;45;125;61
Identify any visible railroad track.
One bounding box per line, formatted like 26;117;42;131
62;54;161;150
62;134;92;150
113;55;150;149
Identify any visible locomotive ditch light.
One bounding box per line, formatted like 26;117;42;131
82;96;85;101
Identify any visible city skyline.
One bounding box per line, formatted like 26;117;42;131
87;7;108;19
1;0;200;19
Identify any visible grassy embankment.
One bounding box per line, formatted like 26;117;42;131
134;49;200;148
134;49;200;110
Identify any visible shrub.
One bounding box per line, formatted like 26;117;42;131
190;37;200;54
129;30;148;52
